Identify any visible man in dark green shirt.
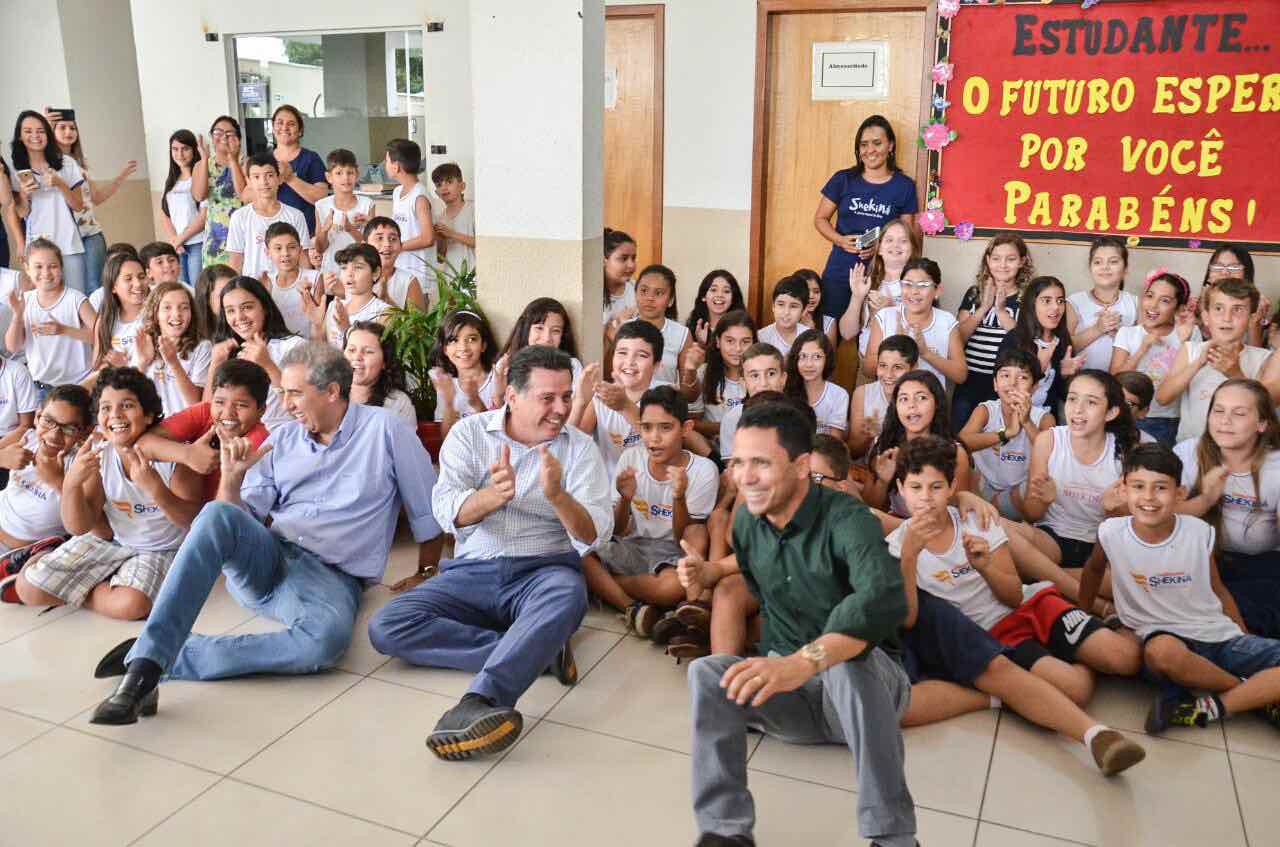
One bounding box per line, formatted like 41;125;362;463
682;402;916;847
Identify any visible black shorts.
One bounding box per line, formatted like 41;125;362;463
991;586;1105;670
1040;525;1096;569
902;591;1009;685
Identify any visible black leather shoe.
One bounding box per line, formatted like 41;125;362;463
427;693;522;761
94;637;137;679
551;640;577;686
89;669;159;725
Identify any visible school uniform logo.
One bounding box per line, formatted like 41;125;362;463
1133;571;1192;591
931;564;974;584
112;499;160;518
16;476;50;501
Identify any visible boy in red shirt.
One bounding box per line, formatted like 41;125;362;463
136;360;270;501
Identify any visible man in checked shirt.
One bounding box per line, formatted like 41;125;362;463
370;344;613;760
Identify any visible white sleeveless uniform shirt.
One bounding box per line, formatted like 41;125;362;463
873;307;960;389
22;289;92;384
622;318;689;385
381;268;423;310
313;194;374;274
100;444;187;552
266;269;321;337
139;340;213;417
1176;340;1272;443
858;280;903;356
604;281;636;325
887;507;1013;630
1068;290;1138;372
1174;441;1280;555
0;430;72;543
392;182;431;278
1098;515;1242;642
1040;426;1120;543
810;381;850;434
109;315;142;357
258;335;308;430
325;296;391;349
972;400;1049;494
704;377;746;425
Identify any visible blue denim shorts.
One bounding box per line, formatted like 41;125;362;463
1184;634;1280;679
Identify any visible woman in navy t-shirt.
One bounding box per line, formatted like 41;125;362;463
270;104;329;237
814;115;919;327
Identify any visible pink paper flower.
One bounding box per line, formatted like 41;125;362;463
920;209;947;236
955;222;975;241
1188;239;1202;249
931;62;954;84
922;122;954;151
939;0;961;18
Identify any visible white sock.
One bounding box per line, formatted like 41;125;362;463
989;696;1002;710
1082;724;1109;749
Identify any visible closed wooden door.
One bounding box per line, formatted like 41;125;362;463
605;5;664;268
753;5;927;318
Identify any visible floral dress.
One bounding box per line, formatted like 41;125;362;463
200;157;244;266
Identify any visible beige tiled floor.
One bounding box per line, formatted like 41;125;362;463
0;541;1271;846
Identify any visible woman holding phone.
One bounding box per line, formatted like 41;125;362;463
47;108;139;294
9;110;88;291
813;114;919;333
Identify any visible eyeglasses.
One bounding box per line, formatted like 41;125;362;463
811;472;836;485
211;129;235;138
37;414;81;438
901;281;935;290
1209;264;1245;274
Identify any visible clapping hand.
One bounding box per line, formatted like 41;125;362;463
873;446;899;484
962;533;993;570
615;466;637;501
538;444;563;500
487;444;517;505
595;379;628;412
668;463;688;499
1027;474;1056;504
1059;345;1085;377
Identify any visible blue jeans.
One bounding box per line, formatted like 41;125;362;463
129;502;362;680
61;251;87;293
179;241;203;286
80;232;107;295
1185;634;1280;678
368;552;587;707
1136;416;1179;446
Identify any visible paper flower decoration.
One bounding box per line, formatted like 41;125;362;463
920;209;947;235
1126;236;1141;247
939;0;961;17
1082;0;1102;9
932;62;954;84
927;197;944;211
1188;240;1202;249
922;122;957;151
955;222;975;241
932;95;951;111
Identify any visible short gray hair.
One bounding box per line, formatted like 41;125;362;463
280;340;353;399
509;345;573;392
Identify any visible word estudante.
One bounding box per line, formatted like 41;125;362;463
962;74;1280;117
1002;181;1258;237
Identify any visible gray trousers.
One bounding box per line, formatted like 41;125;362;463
689;649;917;844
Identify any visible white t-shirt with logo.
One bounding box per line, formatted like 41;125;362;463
612;447;718;541
138;340;213;417
21;288;92;385
1112;324;1199;419
1039;426;1120;544
313;194;374;274
1068;290;1139;372
1174;440;1280;555
1098;514;1241;642
22;159;85;255
1176;340;1272;443
593;378;673;476
266;269;322;337
225;203;312;280
0;358;38;436
703;377;746;425
887;506;1012;630
0;430;72;542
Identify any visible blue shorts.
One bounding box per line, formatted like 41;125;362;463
1183;634;1280;679
902;590;1009;685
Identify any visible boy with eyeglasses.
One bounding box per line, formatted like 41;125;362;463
0;385;92;601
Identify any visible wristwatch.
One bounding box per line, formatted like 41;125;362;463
997;427;1009;445
799;641;827;673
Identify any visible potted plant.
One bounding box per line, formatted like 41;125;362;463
381;257;482;459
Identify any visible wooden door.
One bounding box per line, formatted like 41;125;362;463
605;5;664;268
751;3;928;319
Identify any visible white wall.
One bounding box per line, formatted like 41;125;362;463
0;2;72;148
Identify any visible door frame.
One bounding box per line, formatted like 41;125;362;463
605;4;666;263
748;0;937;317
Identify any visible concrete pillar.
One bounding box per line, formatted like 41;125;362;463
468;0;605;363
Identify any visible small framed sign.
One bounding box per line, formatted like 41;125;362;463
811;41;889;101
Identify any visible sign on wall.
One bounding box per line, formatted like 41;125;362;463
812;41;889;101
924;0;1280;251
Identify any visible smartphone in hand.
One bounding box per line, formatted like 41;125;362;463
855;225;882;250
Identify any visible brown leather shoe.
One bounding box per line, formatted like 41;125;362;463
1090;729;1146;776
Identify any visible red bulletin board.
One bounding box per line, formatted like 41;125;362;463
926;0;1280;251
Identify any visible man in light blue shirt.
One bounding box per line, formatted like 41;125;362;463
370;345;612;761
90;342;442;725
